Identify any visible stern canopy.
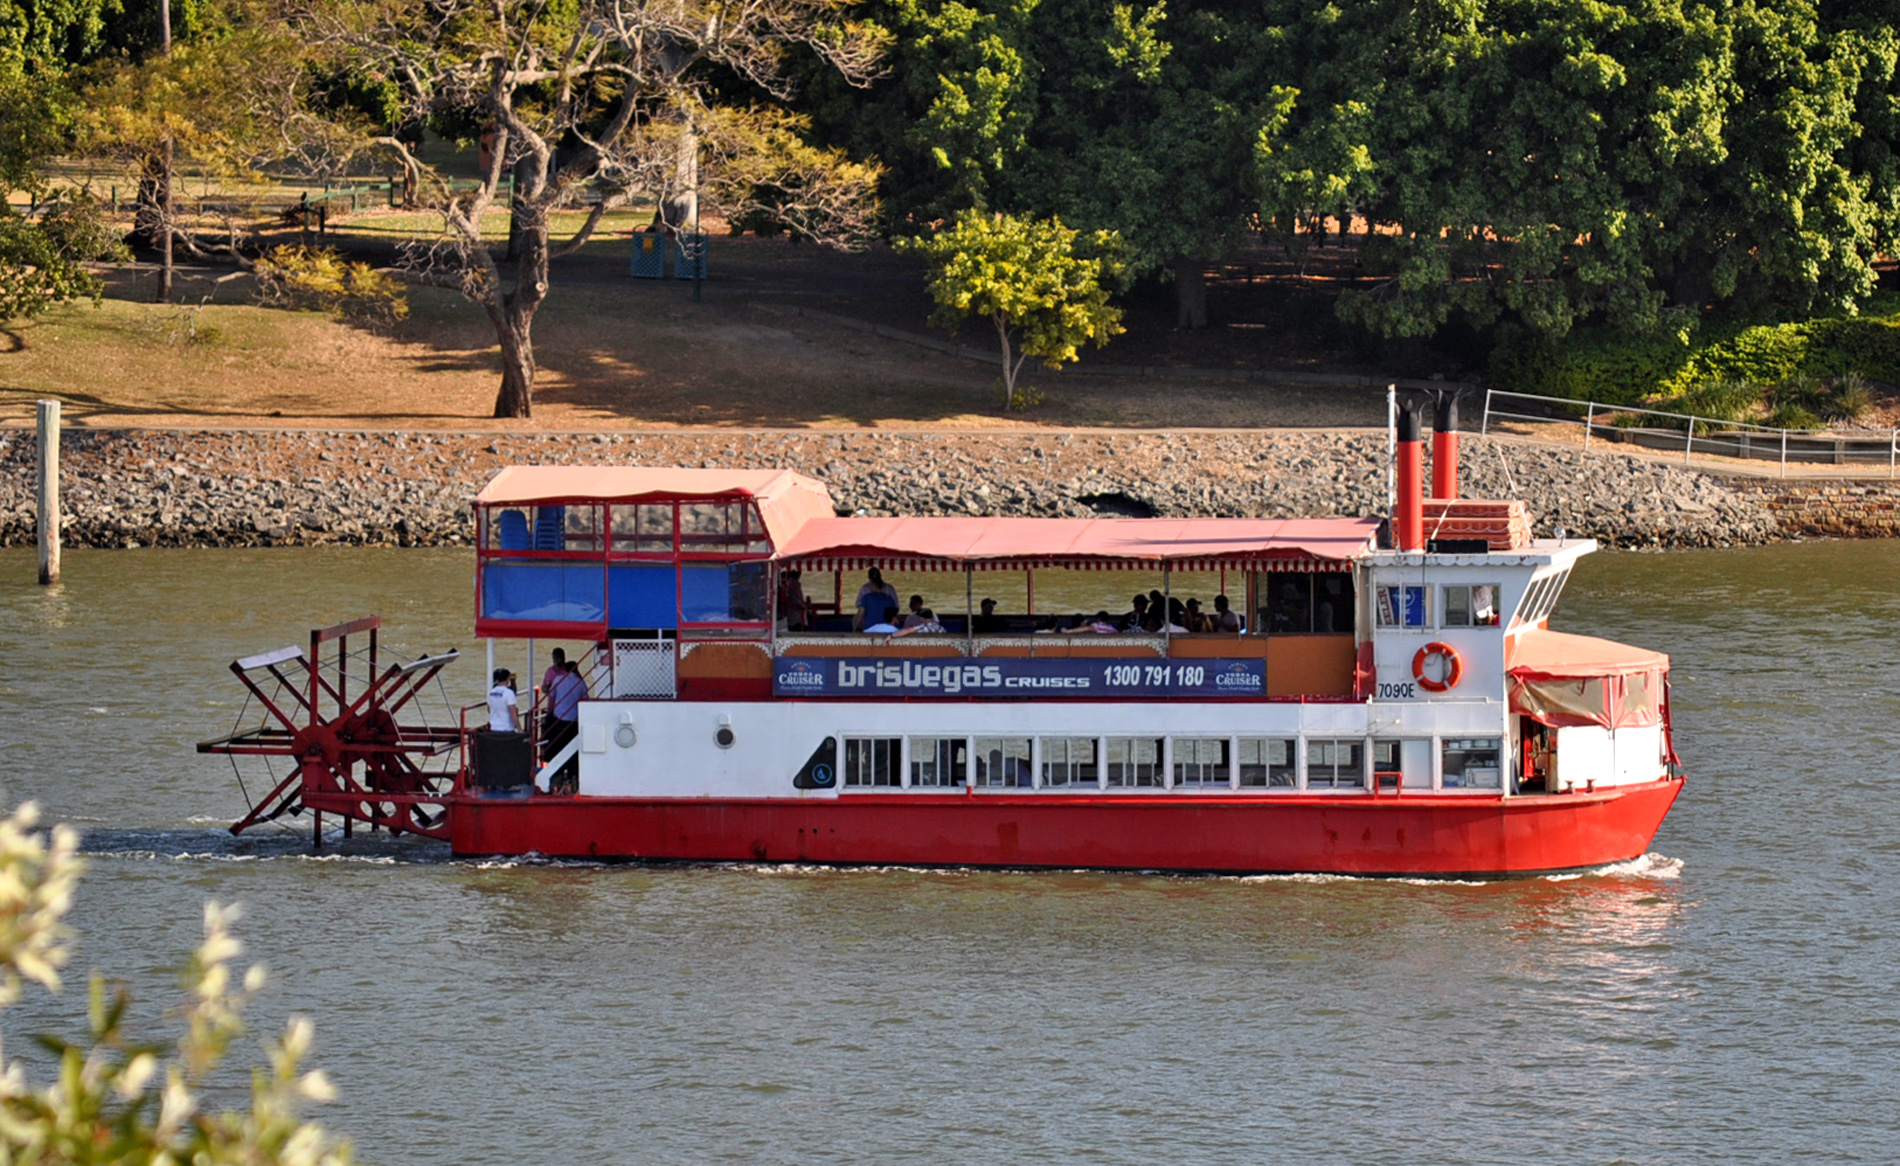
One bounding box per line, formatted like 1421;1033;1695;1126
1507;629;1669;729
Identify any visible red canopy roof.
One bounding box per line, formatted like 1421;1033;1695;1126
1508;629;1668;680
474;467;836;548
773;515;1379;571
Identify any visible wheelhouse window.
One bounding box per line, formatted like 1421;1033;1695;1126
1306;739;1365;789
1441;738;1502;790
974;737;1033;788
1041;738;1099;788
1172;738;1230;788
1105;737;1164;788
909;737;966;787
1237;738;1297;787
843;737;901;788
610;503;676;553
1375;585;1428;629
1442;584;1500;627
1512;568;1571;628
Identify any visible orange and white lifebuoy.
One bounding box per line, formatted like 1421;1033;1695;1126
1412;642;1463;693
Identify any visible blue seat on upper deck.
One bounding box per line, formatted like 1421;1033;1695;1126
495;509;531;550
533;506;566;550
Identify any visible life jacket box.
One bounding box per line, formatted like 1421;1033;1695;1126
472;730;533;789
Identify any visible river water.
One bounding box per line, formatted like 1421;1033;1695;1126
0;541;1897;1164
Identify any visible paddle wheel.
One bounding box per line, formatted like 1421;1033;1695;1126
198;617;463;844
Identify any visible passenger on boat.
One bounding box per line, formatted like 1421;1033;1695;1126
1144;590;1167;632
1120;594;1149;631
487;669;519;732
1212;594;1243;633
540;647;567;693
544;661;587;795
853;568;900;631
777;569;810;631
893;608;946;636
902;594;931;628
973;597;1007;634
1184;598;1212;633
1062;611;1119;634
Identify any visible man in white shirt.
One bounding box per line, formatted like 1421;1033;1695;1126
487;669;520;732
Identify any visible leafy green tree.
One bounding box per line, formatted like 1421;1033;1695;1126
901;209;1123;408
0;802;350;1164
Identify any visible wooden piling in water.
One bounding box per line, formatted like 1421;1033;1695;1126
36;399;59;584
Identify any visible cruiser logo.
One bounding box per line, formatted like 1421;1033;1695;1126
776;661;827;691
1214;662;1264;692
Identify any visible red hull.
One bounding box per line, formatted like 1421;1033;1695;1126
447;778;1683;877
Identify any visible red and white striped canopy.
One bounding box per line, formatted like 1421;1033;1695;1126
774;516;1376;573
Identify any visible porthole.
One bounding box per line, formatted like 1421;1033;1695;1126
614;724;637;749
715;726;736;749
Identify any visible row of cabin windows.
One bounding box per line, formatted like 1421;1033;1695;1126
840;735;1504;791
482;501;771;556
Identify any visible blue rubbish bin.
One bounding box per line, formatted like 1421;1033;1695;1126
630;232;665;278
675;232;708;280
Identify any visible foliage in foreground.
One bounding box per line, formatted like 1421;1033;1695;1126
900;209;1123;410
0;803;350;1165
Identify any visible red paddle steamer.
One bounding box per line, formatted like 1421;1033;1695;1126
201;401;1682;876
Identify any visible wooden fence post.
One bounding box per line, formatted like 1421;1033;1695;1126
36;399;59;585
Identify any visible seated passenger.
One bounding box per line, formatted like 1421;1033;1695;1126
902;594;932;629
1212;593;1243;633
1184;598;1213;633
1062;610;1119;634
893;608;946;636
1161;598;1189;634
864;609;901;634
972;597;1008;634
1119;594;1149;631
1142;589;1167;632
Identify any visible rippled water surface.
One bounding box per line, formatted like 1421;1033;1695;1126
1;542;1897;1164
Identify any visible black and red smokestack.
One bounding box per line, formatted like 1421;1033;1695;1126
1396;399;1424;552
1431;391;1459;501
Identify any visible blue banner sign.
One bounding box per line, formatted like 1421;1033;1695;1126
773;656;1266;699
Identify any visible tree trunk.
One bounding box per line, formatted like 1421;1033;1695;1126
156;0;173;302
491;304;536;418
660;123;699;244
996;315;1016;410
487;190;550;418
1174;255;1207;329
133;154;167;252
157;137;174;302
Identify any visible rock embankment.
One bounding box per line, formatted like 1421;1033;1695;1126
0;426;1790;550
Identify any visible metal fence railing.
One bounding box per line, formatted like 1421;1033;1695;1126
1480;388;1900;479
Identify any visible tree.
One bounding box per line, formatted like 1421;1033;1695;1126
300;0;886;418
901;209;1122;409
0;802;350;1164
812;0;1292;327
